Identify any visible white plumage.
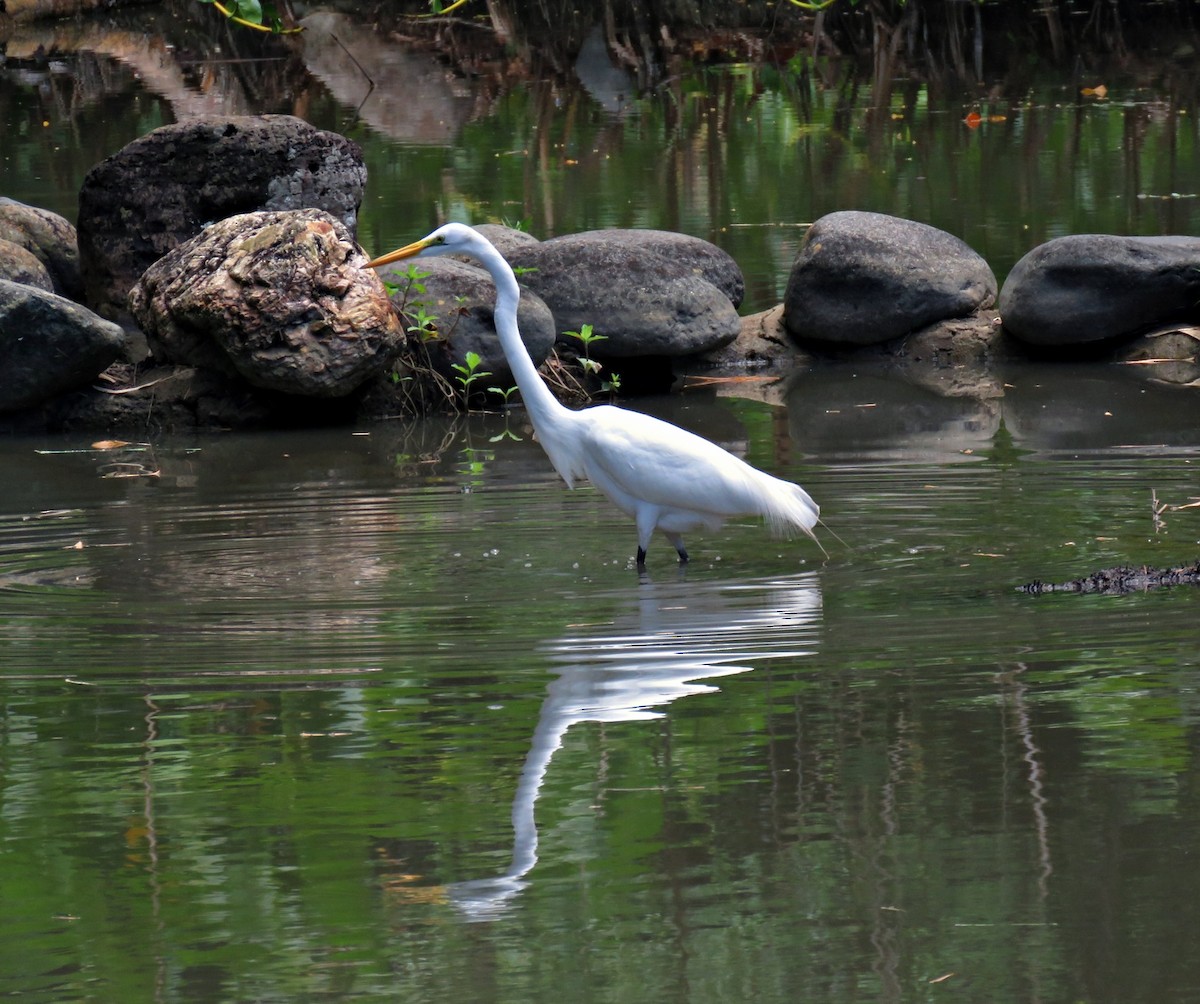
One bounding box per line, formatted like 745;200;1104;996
368;222;821;567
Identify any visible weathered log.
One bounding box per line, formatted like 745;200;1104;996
1020;562;1200;595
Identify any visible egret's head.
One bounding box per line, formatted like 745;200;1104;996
366;222;477;269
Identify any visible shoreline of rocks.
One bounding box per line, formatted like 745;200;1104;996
2;114;1198;435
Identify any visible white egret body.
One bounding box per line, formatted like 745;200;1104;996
368;223;821;567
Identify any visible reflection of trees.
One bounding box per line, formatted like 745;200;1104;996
1;0;304;118
383;0;1200;85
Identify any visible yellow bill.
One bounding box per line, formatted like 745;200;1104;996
366;237;434;269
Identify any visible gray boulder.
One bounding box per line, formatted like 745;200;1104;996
507;233;741;357
783;211;997;346
129;209;401;398
0;239;54;292
78;115;366;320
0;199;83;300
471;224;541;258
376;255;556;389
0;278;125;412
545;228;745;307
999;234;1200;347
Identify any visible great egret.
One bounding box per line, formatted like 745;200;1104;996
367;223;821;567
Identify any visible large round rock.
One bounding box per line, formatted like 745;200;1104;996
0;278;124;412
129;209;401;398
783;211;996;346
0;239;54;292
506;232;741;357
546;229;745;308
78;115;366;320
0;199;82;300
999;234;1200;347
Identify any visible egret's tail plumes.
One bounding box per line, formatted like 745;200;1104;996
756;472;821;547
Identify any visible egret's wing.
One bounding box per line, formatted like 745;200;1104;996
578;406;770;517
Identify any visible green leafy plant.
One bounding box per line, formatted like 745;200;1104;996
487;385;520;406
422;0;473;14
600;371;622;397
406;305;439;339
451;351;492;402
199;0;302;33
565;323;605;376
564;324;621;400
389;262;427;305
487;384;523;439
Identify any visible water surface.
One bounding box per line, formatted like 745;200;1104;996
1;374;1198;1001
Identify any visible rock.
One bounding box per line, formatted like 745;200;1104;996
891;308;1007;368
691;304;811;372
999;234;1200;347
374;255;556;388
546;228;745;307
783;211;997;346
0;278;125;412
0;199;83;299
0;238;54;291
888;309;1008;400
17;364;276;435
78;115;366;320
471;224;541;258
129;209;401;398
506;234;741;357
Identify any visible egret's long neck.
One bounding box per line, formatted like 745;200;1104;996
489;258;570;428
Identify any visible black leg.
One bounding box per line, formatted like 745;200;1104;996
677;548;689;564
636;546;647;568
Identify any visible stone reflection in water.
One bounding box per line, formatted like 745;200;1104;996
445;572;822;921
999;362;1200;453
784;368;1003;461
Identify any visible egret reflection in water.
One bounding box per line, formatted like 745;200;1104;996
445;572;823;920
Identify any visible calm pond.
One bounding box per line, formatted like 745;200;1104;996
2;369;1199;1001
3;5;1200;1002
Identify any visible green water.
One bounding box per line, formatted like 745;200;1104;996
1;376;1199;1002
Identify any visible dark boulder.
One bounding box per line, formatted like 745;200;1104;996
0;278;124;412
999;234;1200;347
78;115;366;320
0;199;83;300
783;211;997;346
129;209;401;398
506;233;741;357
